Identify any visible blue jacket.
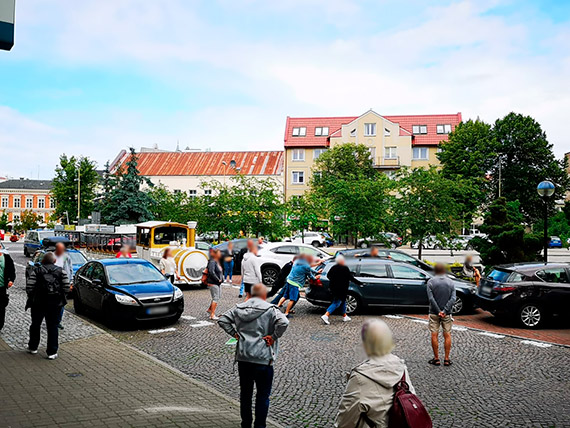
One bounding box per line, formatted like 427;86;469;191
286;259;318;288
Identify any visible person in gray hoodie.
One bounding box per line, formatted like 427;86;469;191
241;244;263;301
219;284;289;428
335;319;415;428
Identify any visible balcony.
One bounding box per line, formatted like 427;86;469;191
374;156;401;169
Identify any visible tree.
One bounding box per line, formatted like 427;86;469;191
471;198;542;268
102;148;155;224
147;185;203;226
286;194;321;238
0;211;8;231
51;155;99;223
95;161;119;223
20;210;41;231
392;167;475;259
311;143;392;246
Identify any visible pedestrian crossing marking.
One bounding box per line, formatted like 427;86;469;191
181;315;196;321
190;321;214;328
148;328;176;334
412;319;429;324
520;340;552;348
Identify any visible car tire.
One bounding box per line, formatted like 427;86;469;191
261;265;280;286
518;302;545;329
451;293;466;315
433;244;441;250
345;292;361;315
73;291;86;315
360;242;368;249
311;241;321;248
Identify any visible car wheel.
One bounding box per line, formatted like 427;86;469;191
311;241;321;248
360;242;368;249
345;292;361;315
518;302;544;329
433;244;441;250
73;291;86;315
24;248;28;257
261;265;280;286
451;294;465;315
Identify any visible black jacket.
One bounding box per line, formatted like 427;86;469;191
268;261;293;297
25;264;70;309
1;253;16;288
207;259;223;285
328;264;362;300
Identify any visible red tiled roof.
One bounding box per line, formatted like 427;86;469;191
284;116;357;147
284;112;462;147
115;151;283;176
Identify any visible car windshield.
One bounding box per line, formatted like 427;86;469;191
106;263;166;285
487;269;511;283
38;231;55;239
68;252;87;264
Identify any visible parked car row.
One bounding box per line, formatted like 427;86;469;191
356;232;403;249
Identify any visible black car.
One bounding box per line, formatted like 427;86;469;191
214;239;251;274
476;262;570;329
336;248;434;272
73;258;184;327
305;258;476;315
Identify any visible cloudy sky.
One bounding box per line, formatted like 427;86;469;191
0;0;569;179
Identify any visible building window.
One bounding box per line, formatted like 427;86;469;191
26;197;33;209
204;189;212;196
364;123;376;136
313;148;327;160
49;198;55;209
13;213;20;222
292;127;306;137
292;171;305;184
14;197;20;208
173;189;181;194
412;147;429;160
384;147;397;159
38;198;45;209
314;127;329;136
189;190;197;198
1;196;7;208
384;128;391;137
436;124;452;134
292;149;305;161
412;125;428;135
350;129;356;137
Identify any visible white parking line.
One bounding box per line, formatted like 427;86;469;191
412;319;429;325
14;262;27;269
190;321;214;328
520;340;552;348
148;328;176;334
181;315;197;321
384;315;403;319
452;326;468;331
478;332;505;339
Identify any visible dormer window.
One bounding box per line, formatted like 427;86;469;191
364;123;376;136
292;127;306;137
412;125;427;135
436;124;452;134
315;127;329;136
350;129;356;137
384;128;391;137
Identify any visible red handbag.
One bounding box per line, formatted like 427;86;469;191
388;373;432;428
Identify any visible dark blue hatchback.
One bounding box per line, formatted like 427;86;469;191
73;258;184;327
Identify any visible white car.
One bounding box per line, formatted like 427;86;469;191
257;242;332;286
285;232;326;247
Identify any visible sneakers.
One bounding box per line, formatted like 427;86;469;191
58;324;64;330
321;314;330;325
238;294;243;298
209;316;220;321
343;315;352;322
27;348;38;355
47;354;58;360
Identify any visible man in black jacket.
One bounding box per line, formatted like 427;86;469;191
321;255;362;325
0;250;16;331
26;252;70;359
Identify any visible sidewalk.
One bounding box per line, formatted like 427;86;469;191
0;332;282;427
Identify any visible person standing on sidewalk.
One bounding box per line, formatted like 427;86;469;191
54;242;73;330
321;255;361;325
241;244;263;301
206;249;223;320
26;252;70;360
427;263;456;367
0;249;16;332
222;241;236;284
160;248;179;284
219;283;289;428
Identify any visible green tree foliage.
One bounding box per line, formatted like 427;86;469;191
20;210;41;231
0;211;8;230
471;198;542;268
102;148;155;225
147;185;202;225
546;202;570;248
286;194;321;236
392;167;474;259
95;161;118;222
311;143;392;246
51;155;99;222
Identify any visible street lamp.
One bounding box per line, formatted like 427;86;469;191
537;180;555;263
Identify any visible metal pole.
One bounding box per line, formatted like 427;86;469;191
77;164;81;222
543;200;548;263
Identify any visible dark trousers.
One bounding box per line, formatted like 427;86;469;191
238;361;274;428
28;304;61;355
0;286;7;330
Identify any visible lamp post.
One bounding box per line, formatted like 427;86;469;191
536;180;555;263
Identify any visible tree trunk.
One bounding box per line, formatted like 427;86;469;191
418;240;423;260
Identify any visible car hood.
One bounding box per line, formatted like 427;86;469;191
112;280;174;296
450;277;476;291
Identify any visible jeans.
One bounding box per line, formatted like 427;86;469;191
239;281;245;296
224;260;234;281
326;298;346;315
58;306;65;325
29;304;61;355
270;287;285;305
238;361;274;428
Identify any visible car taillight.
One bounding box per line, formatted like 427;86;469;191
310;278;323;287
492;285;517;293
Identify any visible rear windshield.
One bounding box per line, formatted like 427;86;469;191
38;231;55;239
487;269;511;283
68;252;87;265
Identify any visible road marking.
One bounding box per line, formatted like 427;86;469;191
139;406;211;413
14;262;27;269
232;285;241;289
478;332;505;338
452;326;468;331
384;315;403;319
520;340;552;348
148;328;176;334
190;321;214;328
181;315;196;321
412;319;428;324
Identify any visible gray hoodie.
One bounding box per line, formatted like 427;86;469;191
241;252;263;284
335;354;415;428
218;298;289;365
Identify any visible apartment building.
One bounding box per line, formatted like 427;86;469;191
284;110;462;199
0;178;55;225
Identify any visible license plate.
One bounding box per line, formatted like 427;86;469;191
146;306;169;315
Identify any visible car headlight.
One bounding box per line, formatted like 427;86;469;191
115;293;138;305
173;286;183;301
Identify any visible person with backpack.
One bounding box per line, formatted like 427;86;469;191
25;252;70;360
335;319;432;428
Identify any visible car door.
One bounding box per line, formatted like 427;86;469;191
389;264;429;307
355;262;394;306
270;245;299;265
535;267;570;315
88;263;108;311
78;262;106;310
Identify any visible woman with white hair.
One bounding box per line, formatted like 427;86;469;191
321;255;362;325
334;319;415;428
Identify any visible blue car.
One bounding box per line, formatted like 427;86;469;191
549;236;562;248
73;259;184;327
27;248;87;283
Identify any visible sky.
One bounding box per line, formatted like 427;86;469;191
0;0;569;179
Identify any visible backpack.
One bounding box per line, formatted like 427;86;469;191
388;373;432;428
38;265;63;296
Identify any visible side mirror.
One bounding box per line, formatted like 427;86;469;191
92;279;103;287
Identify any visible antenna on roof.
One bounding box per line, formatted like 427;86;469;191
176;140;181;152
